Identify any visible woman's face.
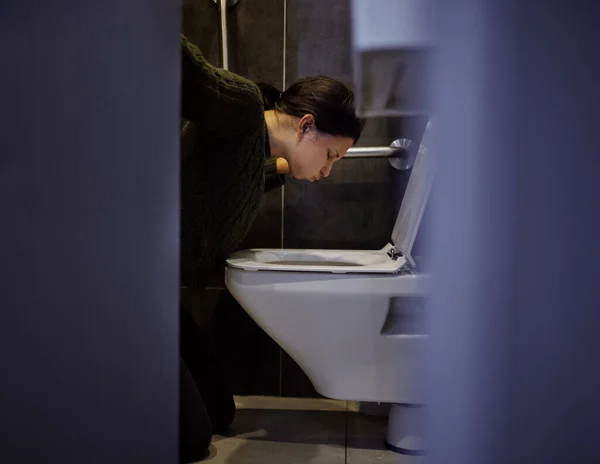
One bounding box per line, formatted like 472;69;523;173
287;115;355;181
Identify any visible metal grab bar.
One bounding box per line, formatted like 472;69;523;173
345;139;411;159
344;138;415;170
213;0;239;70
345;146;401;159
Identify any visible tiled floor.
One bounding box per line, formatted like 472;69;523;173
197;396;424;463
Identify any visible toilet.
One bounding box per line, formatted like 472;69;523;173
225;122;434;455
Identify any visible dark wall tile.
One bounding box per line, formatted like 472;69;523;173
283;0;418;252
285;0;353;84
281;351;321;398
182;0;284;84
182;286;222;329
228;0;285;86
281;117;414;252
283;161;397;250
239;188;283;250
209;290;281;396
181;0;220;65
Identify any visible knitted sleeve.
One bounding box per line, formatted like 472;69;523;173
263;157;286;192
180;35;264;135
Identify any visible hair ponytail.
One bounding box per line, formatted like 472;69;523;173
255;77;364;142
255;82;282;111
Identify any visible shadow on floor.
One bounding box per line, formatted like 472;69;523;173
198;406;394;463
221;408;388;448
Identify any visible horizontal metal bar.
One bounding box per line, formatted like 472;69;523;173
344;146;400;159
344;138;412;159
342;139;414;170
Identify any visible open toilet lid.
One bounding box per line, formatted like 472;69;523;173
389;121;434;265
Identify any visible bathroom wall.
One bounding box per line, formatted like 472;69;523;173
182;0;428;397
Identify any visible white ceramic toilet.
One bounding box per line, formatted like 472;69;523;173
225;123;434;455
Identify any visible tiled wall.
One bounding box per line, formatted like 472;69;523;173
182;0;427;398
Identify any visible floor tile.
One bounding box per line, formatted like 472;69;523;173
347;403;425;464
203;439;345;463
203;396;347;463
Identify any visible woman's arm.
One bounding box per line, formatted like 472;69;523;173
264;158;288;192
180;35;263;135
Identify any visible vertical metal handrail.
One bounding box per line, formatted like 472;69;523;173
219;0;229;70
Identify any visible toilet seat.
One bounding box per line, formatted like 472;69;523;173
225;246;406;274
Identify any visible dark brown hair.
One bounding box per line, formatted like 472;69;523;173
255;77;365;142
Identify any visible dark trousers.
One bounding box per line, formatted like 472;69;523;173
179;307;236;463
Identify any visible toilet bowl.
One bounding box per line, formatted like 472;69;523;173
225;123;434;454
226;263;428;403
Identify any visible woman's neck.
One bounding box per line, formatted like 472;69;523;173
264;110;288;159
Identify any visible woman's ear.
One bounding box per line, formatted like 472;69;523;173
297;114;316;140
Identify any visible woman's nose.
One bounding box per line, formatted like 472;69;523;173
321;163;333;177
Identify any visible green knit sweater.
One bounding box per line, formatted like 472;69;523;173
180;35;284;291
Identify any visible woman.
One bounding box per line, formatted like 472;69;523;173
179;34;364;463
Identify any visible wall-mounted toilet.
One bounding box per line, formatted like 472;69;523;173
225;123;434;455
